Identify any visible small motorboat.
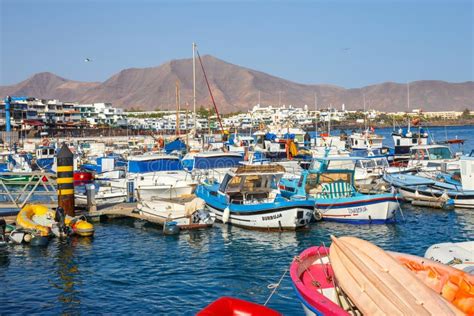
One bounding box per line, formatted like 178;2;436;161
196;164;314;230
384;155;474;209
197;296;281;316
75;184;127;206
16;204;94;237
136;197;214;230
425;241;474;274
290;236;473;315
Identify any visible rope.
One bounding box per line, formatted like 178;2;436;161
264;268;288;306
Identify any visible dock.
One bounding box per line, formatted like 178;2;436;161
79;197;212;230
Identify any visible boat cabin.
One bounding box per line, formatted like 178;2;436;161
218;165;285;204
409;145;453;161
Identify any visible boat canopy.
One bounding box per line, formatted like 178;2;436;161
194;152;243;170
219;168;283;195
128;155;182;173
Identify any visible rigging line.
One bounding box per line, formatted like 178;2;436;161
196;50;224;134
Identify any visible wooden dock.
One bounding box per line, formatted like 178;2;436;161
80;200;212;230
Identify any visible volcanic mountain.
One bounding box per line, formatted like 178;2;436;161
1;55;472;112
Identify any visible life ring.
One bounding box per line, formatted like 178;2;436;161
369;139;373;145
42;138;50;147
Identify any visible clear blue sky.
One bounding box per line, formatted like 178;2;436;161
1;0;472;87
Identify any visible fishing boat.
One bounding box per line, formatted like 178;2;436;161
290;236;473;316
391;124;429;161
35;146;56;171
348;128;384;151
384;156;474;208
75;184;127;206
425;241;474;274
406;144;460;171
107;154;196;200
280;157;400;223
196;164;314;230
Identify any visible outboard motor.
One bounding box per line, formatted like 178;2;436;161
0;218;6;241
54;206;71;236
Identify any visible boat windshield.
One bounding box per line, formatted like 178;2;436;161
427;147;452;160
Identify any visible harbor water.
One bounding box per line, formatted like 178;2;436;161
1;125;473;315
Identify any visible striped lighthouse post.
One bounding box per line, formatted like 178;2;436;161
57;143;75;216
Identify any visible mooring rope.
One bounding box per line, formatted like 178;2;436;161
264;268;288;306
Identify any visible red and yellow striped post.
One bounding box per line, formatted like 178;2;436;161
57;143;75;216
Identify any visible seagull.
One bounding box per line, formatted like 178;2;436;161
84;58;93;62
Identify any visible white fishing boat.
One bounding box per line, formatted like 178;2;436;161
107;154;196;200
75;185;127;206
136;197;214;228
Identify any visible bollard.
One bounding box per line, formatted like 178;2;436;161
86;184;97;213
57;143;75;216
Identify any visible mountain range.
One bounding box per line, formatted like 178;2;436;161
1;55;473;113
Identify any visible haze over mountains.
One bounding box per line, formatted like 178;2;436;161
1;55;472;113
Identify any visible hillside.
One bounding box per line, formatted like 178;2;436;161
1;56;472;112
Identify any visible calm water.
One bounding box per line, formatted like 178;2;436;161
1;125;473;315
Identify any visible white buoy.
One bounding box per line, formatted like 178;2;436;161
222;207;230;224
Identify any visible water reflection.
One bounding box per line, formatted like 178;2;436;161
49;239;81;314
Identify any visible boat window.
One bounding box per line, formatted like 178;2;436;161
355;140;358;145
428;147;452;160
305;174;319;194
226;176;243;192
397;139;401;146
49;149;54;155
319;172;352;185
242;175;267;191
219;174;232;192
412;138;417;144
42;149;48;155
376;159;389;167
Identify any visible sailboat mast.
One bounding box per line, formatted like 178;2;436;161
192;42;197;134
314;92;317;148
407;82;411;131
176;80;180;136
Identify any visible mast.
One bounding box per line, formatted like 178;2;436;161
314;92;317;148
192;42;197;135
407;82;411;132
176;80;180;136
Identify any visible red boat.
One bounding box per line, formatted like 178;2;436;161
198;297;281;316
74;171;93;186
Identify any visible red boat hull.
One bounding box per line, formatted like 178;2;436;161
198;296;281;316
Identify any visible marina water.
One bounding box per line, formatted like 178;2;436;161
1;125;473;315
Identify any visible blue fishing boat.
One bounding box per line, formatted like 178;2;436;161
384;156;474;209
196;164;314;230
35;146;55;171
279;157;400;223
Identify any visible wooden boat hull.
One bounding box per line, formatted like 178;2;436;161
329;236;463;315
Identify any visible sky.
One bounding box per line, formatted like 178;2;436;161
0;0;473;87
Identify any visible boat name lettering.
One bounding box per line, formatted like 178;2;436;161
347;206;367;214
262;213;283;221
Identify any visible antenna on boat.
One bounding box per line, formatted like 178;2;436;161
192;42;197;136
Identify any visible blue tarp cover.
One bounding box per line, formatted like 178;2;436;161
165;139;187;154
